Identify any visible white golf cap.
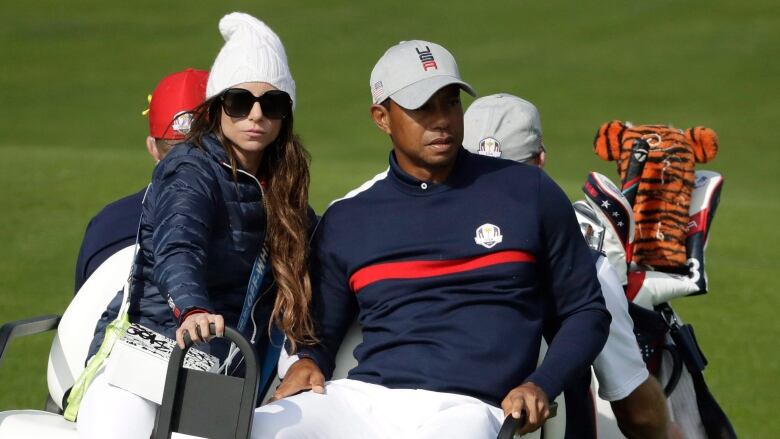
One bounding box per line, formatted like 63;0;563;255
463;93;545;163
369;40;476;110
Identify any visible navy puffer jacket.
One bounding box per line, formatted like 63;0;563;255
89;134;311;360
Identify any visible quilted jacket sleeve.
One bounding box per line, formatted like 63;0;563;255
151;153;220;324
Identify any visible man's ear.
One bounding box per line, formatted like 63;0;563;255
536;150;546;168
370;104;392;135
146;136;162;162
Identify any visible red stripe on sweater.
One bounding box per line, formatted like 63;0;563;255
349;250;535;293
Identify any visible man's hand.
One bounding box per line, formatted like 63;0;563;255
271;358;326;401
176;312;224;349
501;382;551;435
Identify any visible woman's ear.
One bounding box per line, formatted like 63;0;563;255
684;127;719;163
593;120;625;162
370;103;392;135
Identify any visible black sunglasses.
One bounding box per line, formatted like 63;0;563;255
219;88;292;119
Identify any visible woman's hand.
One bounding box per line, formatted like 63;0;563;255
176;312;225;349
271;358;325;401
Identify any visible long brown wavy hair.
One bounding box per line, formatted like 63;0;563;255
186;93;316;351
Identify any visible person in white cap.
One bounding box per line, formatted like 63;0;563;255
75;12;316;439
463;94;546;167
464;93;673;439
253;41;610;439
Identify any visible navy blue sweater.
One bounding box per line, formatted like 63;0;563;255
299;148;610;407
74;189;144;293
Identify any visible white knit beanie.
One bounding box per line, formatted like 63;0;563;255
206;12;296;109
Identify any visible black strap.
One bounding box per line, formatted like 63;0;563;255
661;305;737;439
688;367;738;439
658;343;683;396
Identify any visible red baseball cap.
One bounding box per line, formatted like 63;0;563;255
145;68;209;140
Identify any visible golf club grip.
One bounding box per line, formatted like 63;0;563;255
621;138;649;206
182;322;218;348
497;411;527;439
496;401;557;439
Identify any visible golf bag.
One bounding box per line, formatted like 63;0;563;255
575;170;736;439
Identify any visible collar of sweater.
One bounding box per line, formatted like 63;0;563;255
386;147;470;196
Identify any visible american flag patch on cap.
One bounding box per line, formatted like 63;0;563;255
372;81;384;100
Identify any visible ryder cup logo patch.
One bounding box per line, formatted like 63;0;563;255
171;111;194;135
478;137;501;157
474;223;503;248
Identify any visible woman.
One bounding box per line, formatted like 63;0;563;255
77;12;315;438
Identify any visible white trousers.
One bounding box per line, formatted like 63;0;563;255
76;369;158;439
252;379;505;439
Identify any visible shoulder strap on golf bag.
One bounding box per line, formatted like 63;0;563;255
658;304;737;439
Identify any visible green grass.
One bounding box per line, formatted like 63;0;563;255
1;0;778;435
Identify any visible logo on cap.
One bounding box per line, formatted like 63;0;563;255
372;81;384;101
416;46;438;71
171;111;194;135
478;137;502;157
474;223;503;248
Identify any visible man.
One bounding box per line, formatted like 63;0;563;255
74;68;208;292
463;93;671;439
252;41;610;439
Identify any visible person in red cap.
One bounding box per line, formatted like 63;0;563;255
144;68;209;160
77;12;316;439
73;68;208;293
